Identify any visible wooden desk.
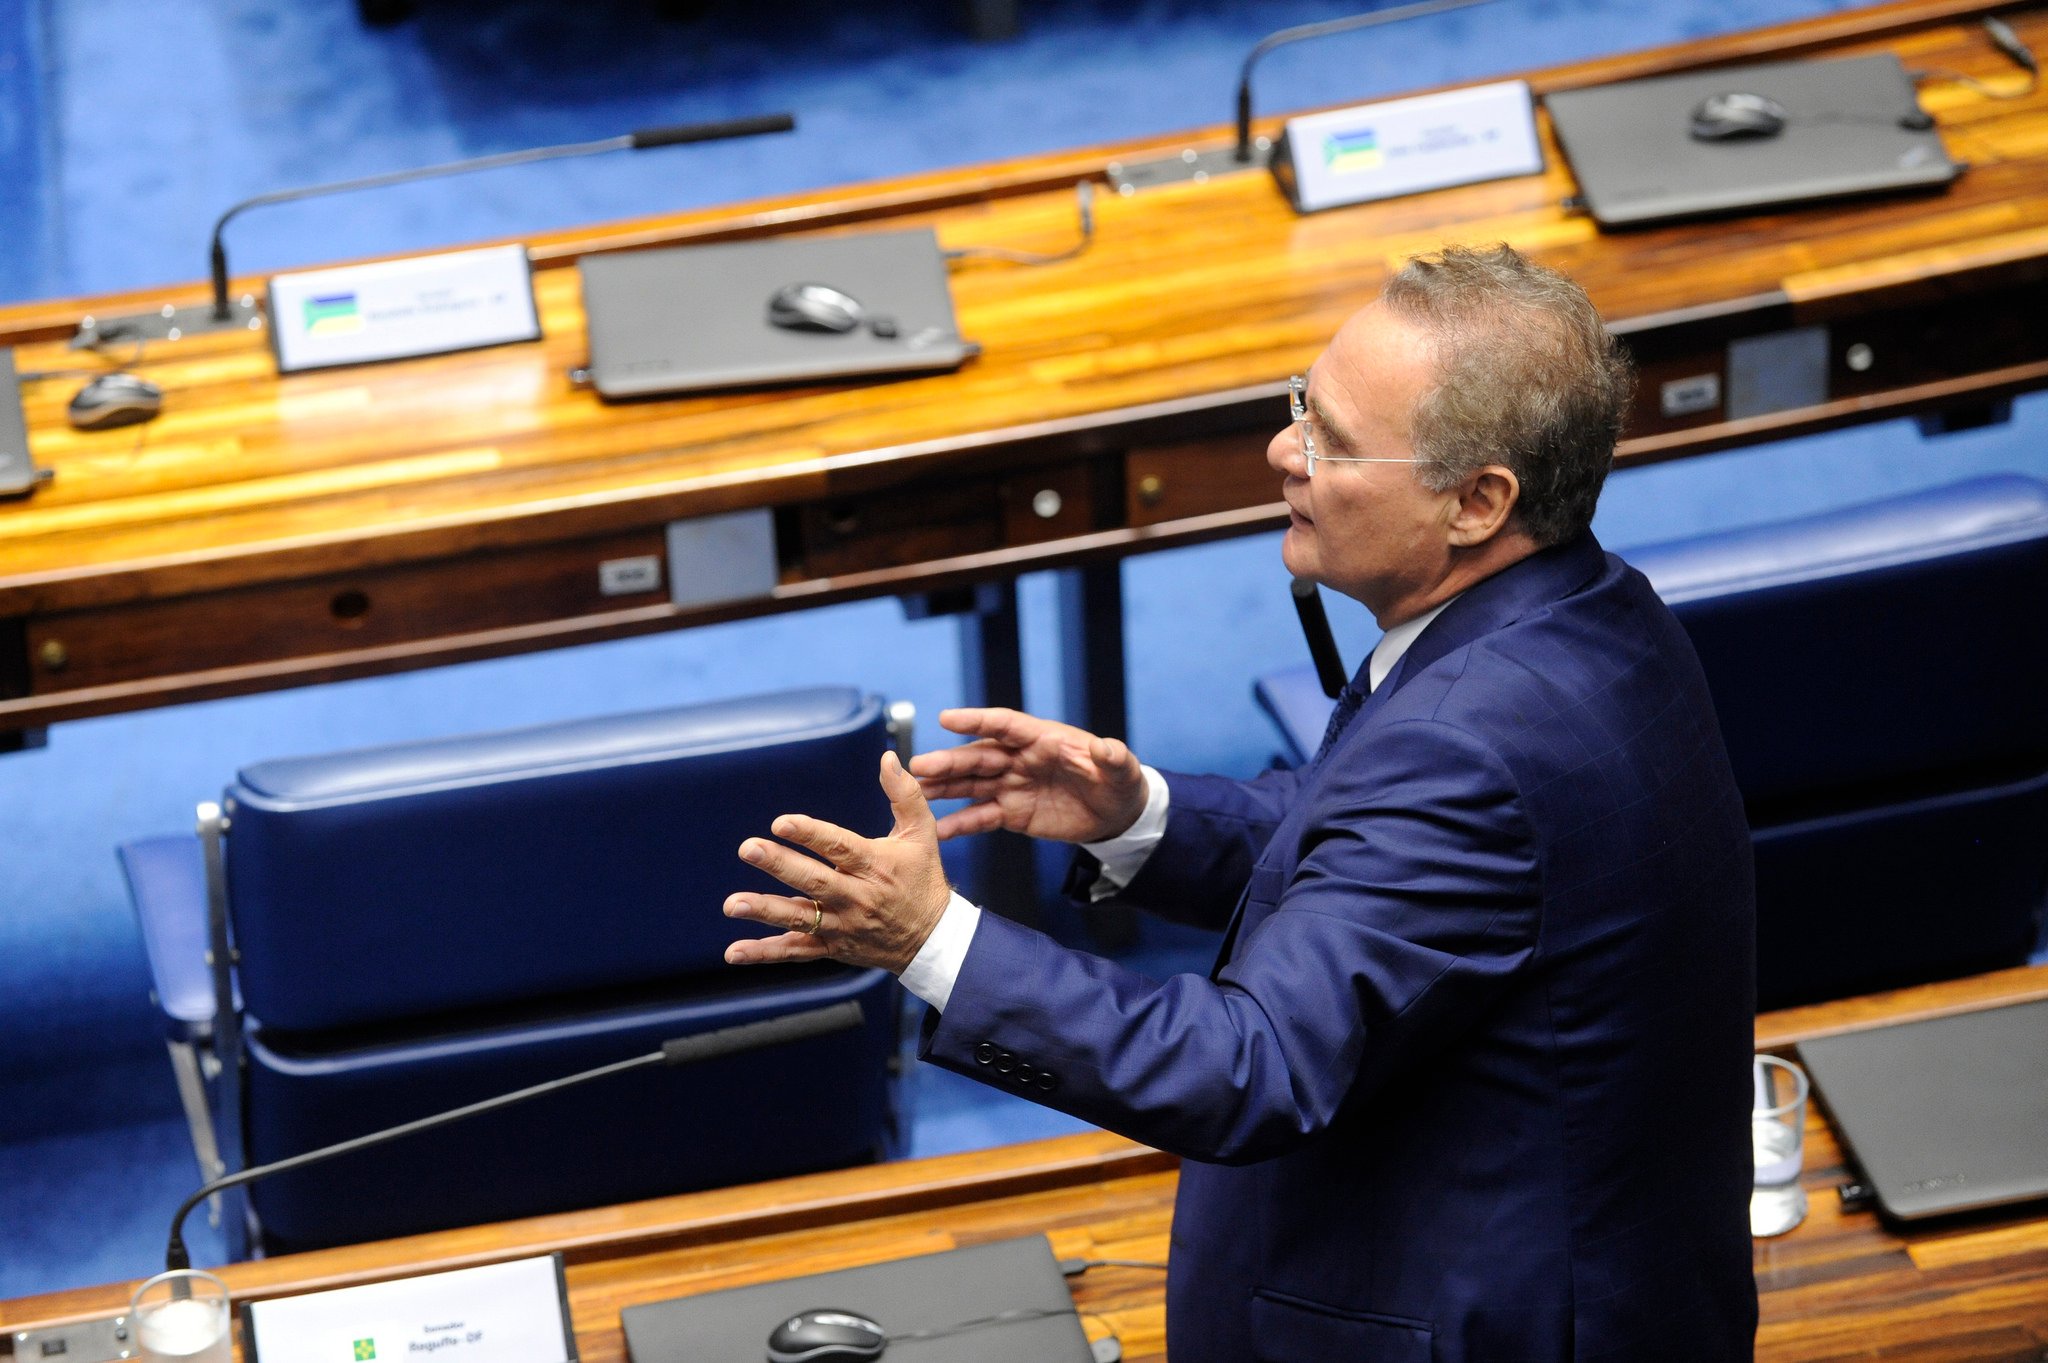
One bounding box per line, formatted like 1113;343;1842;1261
6;964;2047;1361
4;0;2046;745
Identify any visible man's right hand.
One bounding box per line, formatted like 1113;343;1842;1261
909;707;1149;845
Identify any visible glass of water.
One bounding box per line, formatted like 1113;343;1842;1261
1751;1054;1810;1237
132;1270;232;1363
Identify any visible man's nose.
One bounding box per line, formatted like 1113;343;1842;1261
1268;423;1306;478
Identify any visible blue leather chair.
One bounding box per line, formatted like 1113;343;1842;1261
1255;475;2048;1010
120;686;910;1255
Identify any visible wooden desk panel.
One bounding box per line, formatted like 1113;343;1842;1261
7;967;2048;1361
4;0;2047;730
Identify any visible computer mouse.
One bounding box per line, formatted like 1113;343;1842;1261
764;1308;887;1363
1689;91;1790;141
767;282;865;334
67;371;164;430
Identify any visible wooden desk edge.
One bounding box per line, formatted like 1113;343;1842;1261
7;962;2046;1335
0;1130;1173;1328
1752;961;2048;1054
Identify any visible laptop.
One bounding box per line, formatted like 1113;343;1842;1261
621;1236;1093;1363
1798;997;2048;1221
1544;52;1960;227
579;226;978;399
1;349;39;497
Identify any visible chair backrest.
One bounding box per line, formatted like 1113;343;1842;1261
1625;474;2048;814
223;686;896;1033
1622;474;2048;1005
1255;474;2048;1007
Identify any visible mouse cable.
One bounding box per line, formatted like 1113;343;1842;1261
945;181;1095;266
885;1305;1073;1345
1910;16;2039;100
1060;1256;1170;1276
20;332;149;382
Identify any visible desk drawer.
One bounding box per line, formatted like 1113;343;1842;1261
23;528;671;695
1127;435;1276;527
796;464;1094;578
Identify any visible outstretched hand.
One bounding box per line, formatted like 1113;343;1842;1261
908;707;1148;845
723;750;953;972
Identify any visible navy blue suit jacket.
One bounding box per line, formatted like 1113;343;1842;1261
923;534;1758;1362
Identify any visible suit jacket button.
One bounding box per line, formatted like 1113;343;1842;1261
1035;1071;1058;1093
974;1042;997;1065
995;1050;1016;1073
1013;1064;1035;1085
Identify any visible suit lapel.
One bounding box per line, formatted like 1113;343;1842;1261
1208;534;1610;976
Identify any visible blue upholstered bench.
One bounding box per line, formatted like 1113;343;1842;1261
1254;475;2048;1009
121;685;911;1254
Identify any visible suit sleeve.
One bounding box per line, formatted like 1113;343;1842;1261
927;719;1540;1164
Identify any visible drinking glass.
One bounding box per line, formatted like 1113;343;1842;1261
1751;1054;1809;1237
132;1270;232;1363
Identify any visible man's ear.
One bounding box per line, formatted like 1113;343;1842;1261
1446;466;1520;547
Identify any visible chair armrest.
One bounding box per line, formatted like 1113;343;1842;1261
117;835;231;1042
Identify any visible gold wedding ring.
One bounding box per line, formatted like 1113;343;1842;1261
804;901;824;935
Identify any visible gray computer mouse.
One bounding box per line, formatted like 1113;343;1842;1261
765;1308;887;1363
1689;91;1790;141
67;371;164;430
767;282;865;333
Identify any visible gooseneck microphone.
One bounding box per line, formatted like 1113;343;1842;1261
163;997;861;1273
1232;0;1500;163
204;113;797;321
1290;577;1349;699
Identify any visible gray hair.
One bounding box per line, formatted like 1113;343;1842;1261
1380;244;1633;547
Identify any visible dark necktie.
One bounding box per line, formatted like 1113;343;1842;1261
1309;656;1378;765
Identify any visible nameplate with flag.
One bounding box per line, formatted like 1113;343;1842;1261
267;243;541;374
242;1254;575;1363
1271;79;1542;214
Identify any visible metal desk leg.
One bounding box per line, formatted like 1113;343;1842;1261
1057;563;1139;949
905;581;1043;925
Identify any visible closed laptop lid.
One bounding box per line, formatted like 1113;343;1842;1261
621;1236;1092;1363
1799;998;2048;1221
1546;52;1959;227
580;226;975;398
1;349;35;497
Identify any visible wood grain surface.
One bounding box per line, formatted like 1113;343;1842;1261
7;966;2046;1362
3;0;2045;731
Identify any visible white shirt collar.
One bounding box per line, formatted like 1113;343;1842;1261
1368;595;1458;692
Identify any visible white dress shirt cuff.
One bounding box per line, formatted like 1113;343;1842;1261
898;889;983;1014
1078;764;1171;900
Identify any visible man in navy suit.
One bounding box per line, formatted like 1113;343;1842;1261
723;245;1758;1361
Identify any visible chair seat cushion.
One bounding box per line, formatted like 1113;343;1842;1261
243;963;902;1251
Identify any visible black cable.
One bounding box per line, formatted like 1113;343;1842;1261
1060;1256;1170;1275
1909;17;2040;100
18;333;148;382
945;181;1095;266
886;1305;1073;1344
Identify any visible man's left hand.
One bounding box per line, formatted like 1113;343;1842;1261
723;750;953;972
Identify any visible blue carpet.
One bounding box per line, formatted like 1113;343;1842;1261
6;0;2048;1299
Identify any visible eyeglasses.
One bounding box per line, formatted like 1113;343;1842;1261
1288;375;1418;476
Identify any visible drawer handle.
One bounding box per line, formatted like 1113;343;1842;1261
1137;475;1165;506
1031;488;1064;520
37;639;68;673
330;589;371;623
